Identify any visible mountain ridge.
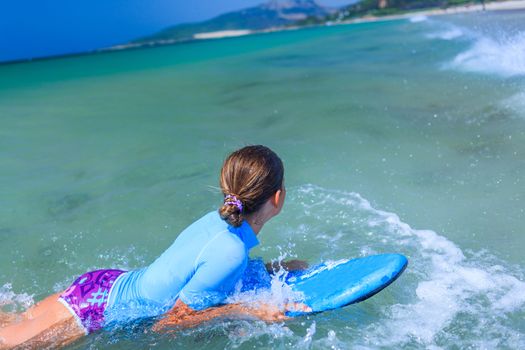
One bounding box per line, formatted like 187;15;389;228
132;0;335;44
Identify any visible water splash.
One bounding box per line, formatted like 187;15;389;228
227;258;305;312
420;17;525;77
426;25;465;40
291;184;525;348
448;32;525;77
409;15;428;23
0;283;34;313
500;89;525;119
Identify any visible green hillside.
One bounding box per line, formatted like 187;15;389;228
133;0;331;44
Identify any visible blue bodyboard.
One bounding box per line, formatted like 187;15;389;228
285;254;408;315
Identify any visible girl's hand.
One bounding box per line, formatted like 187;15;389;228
282;260;309;271
247;303;286;322
285;301;312;314
249;301;312;322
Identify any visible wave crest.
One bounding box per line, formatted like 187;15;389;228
448;32;525;77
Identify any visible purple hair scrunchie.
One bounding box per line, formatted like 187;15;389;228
224;194;243;212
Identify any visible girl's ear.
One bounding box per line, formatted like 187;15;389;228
272;190;282;208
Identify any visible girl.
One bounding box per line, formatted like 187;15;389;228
0;145;309;349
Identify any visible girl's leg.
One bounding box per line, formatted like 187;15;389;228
0;295;85;349
23;292;63;320
0;301;26;327
0;313;17;328
16;317;85;350
0;292;62;327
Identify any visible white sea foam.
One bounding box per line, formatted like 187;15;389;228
219;318;345;349
0;283;34;313
500;90;525;118
421;17;525;77
409;15;428;23
448;31;525;77
290;184;525;348
426;26;464;40
360;199;523;347
226;255;305;313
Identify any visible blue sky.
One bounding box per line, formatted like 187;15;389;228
0;0;353;63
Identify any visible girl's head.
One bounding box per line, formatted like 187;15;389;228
219;145;285;227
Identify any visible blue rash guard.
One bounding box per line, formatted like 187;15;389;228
106;210;259;318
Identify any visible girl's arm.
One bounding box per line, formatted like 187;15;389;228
153;299;310;331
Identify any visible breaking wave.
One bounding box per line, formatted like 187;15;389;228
449;32;525;77
417;15;525;78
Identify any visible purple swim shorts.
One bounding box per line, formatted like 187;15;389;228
58;269;126;333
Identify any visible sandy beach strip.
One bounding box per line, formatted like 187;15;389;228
193;30;252;40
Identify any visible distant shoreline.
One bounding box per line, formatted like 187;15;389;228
185;0;525;41
2;0;525;66
335;0;525;25
103;0;525;50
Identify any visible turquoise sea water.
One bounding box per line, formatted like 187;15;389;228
1;10;524;349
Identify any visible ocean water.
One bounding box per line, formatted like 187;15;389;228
1;9;524;349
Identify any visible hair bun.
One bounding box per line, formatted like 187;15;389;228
219;202;243;227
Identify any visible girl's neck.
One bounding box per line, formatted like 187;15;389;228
244;200;276;235
246;217;264;235
245;215;264;235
